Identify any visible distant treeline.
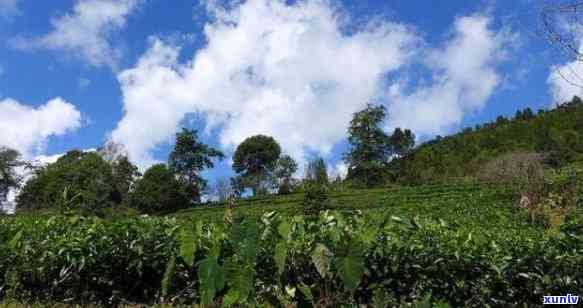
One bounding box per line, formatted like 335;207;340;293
389;97;583;184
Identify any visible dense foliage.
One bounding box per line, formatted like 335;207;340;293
128;164;189;214
0;147;24;206
344;104;392;188
110;155;141;204
233;135;282;195
0;208;581;306
274;154;298;195
169;128;224;202
391;97;583;184
16;151;116;214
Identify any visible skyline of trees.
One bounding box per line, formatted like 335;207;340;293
3;96;583;213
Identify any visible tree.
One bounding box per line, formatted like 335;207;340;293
306;157;328;187
233;135;281;196
0;147;25;210
389;128;415;158
16;151;116;213
344;104;392;187
169;128;224;203
274;155;298;194
128;164;188;214
111;156;140;203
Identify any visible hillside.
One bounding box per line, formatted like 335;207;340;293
389;97;583;184
172;182;521;229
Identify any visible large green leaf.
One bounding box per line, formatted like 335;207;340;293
336;254;365;290
311;243;332;278
277;221;291;240
197;256;225;305
335;241;365;291
179;226;196;267
297;283;313;302
230;219;259;263
161;255;176;297
8;230;23;250
224;261;254;304
274;241;287;275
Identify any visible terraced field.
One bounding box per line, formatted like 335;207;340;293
172;183;522;229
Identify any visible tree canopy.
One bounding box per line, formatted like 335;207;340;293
169;128;224;202
233;135;281;195
128;164;188;214
274;154;298;194
17;151;116;213
390;96;583;184
0;147;25;207
344;104;392;187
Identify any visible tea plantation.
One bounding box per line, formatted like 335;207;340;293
1;183;582;306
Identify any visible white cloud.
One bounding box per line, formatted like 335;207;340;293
110;2;515;169
0;0;19;19
547;37;583;105
330;161;347;180
386;15;517;137
0;97;82;158
13;0;141;68
111;0;419;167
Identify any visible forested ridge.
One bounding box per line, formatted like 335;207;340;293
390;97;583;184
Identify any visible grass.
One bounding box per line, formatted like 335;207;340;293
170;182;530;231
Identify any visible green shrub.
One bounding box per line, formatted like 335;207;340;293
301;182;328;214
128;164;189;214
0;211;581;306
16;151;116;214
1;210;583;306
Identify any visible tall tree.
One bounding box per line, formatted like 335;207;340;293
128;164;188;214
16;151;116;213
390;128;415;158
343;104;392;187
111;156;140;203
306;157;328;186
169;128;224;203
274;154;298;194
0;147;25;209
233;135;281;196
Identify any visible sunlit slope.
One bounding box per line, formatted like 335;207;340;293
172;183;523;229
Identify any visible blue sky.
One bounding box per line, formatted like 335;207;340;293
0;0;578;184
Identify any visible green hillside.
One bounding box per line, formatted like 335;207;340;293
172;183;520;228
390;97;583;183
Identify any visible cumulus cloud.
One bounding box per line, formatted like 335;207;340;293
12;0;141;68
547;39;583;104
111;0;419;167
386;15;517;136
0;97;82;158
110;1;515;169
330;161;348;179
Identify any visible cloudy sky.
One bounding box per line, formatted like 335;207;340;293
0;0;579;181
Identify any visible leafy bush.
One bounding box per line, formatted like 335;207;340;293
16;151;116;214
1;210;580;306
128;164;189;214
301;182;329;214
